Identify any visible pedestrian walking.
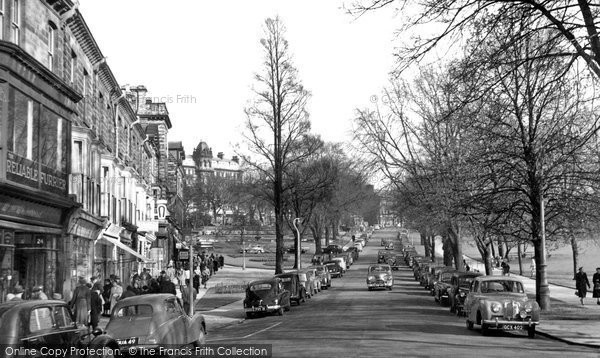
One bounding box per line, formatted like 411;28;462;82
181;279;197;314
213;257;219;274
530;258;536;278
218;254;224;268
201;267;210;289
110;278;123;312
69;277;91;326
102;279;112;316
10;286;24;301
592;267;600;305
501;261;510;276
90;282;103;329
31;285;48;300
575;267;591;305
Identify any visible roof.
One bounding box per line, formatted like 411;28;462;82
248;278;279;286
0;299;67;310
453;271;484;278
475;276;523;283
168;141;184;150
115;293;176;306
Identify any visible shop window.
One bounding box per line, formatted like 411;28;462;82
29;307;53;332
10;0;18;45
7;88;39;161
40;109;67;173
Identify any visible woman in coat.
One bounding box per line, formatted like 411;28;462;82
90;282;104;329
110;278;123;312
575;267;591;305
69;277;91;326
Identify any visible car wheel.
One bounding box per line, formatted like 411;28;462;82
528;326;536;339
246;312;254;319
466;319;474;330
387;286;392;291
368;287;372;291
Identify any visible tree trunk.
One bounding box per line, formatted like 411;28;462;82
429;236;436;262
490;238;496;260
442;236;453;266
497;237;505;259
517;242;523;275
447;222;464;271
571;235;579;279
421;232;430;257
484;241;493;275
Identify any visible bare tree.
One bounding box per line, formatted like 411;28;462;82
243;17;314;274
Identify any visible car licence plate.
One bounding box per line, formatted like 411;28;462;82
252;306;265;312
502;324;524;330
116;337;139;345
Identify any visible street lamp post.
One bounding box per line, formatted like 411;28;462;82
241;227;246;271
293;218;301;270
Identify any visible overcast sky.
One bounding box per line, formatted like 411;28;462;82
79;0;399;157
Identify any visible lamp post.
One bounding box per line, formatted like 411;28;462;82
241;227;246;271
293;218;301;270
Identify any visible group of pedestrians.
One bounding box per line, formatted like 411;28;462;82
574;267;600;305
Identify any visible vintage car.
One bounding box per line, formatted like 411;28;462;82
323;244;343;255
275;272;306;305
385;242;394;250
311;254;326;265
427;266;455;293
243;278;291;318
380;238;389;246
377;250;392;264
353;242;363;252
464;276;540;338
310;264;332;289
304;268;322;294
324;261;343;278
367;264;394;291
387;254;403;271
346;246;360;261
105;294;206;349
432;269;458;305
0;300;118;357
296;270;317;299
449;271;483;315
331;256;348;271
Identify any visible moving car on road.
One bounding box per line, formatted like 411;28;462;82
367;264;394;291
449;271;483;315
105;294;206;349
0;300;119;356
464;276;540;338
243;278;292;318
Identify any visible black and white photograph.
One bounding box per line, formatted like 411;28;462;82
0;0;600;357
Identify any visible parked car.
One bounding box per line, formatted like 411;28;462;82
389;254;403;270
353;242;363;252
427;266;455;293
346;247;359;261
331;256;348;271
464;276;540;338
275;272;306;305
432;269;458;305
105;294;206;349
310;264;332;289
286;245;309;254
367;264;394;291
296;270;316;299
323;244;343;255
449;271;483;315
385;242;394;250
324;261;343;278
311;254;326;265
377;250;389;264
304;268;321;294
248;245;265;254
0;300;119;356
243;278;292;318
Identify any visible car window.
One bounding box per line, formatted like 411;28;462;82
115;304;153;317
165;299;183;317
473;281;479;292
54;306;75;329
480;281;524;293
459;277;476;288
29;307;54;332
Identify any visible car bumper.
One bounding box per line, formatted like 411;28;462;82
367;282;392;288
245;305;281;313
482;318;539;330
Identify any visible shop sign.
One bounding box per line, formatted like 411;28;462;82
0;193;63;226
178;250;189;260
6;152;67;196
137;220;159;233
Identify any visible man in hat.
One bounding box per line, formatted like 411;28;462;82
575;267;591;305
592;267;600;305
31;286;48;300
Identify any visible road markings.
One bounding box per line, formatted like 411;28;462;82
242;322;282;338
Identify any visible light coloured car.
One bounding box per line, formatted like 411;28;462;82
105;294;206;348
248;245;265;253
331;257;347;273
464;276;540;338
367;264;394;291
353;242;363;252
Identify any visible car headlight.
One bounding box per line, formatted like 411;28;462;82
491;302;502;313
368;276;375;281
524;302;533;312
459;291;466;297
274;299;278;305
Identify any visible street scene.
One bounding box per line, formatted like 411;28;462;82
1;0;600;357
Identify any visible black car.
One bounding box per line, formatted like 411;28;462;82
449;271;483;315
322;244;343;255
0;300;118;357
274;272;306;305
324;261;343;278
244;278;292;318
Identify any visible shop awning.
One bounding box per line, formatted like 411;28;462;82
144;233;157;243
99;236;148;262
